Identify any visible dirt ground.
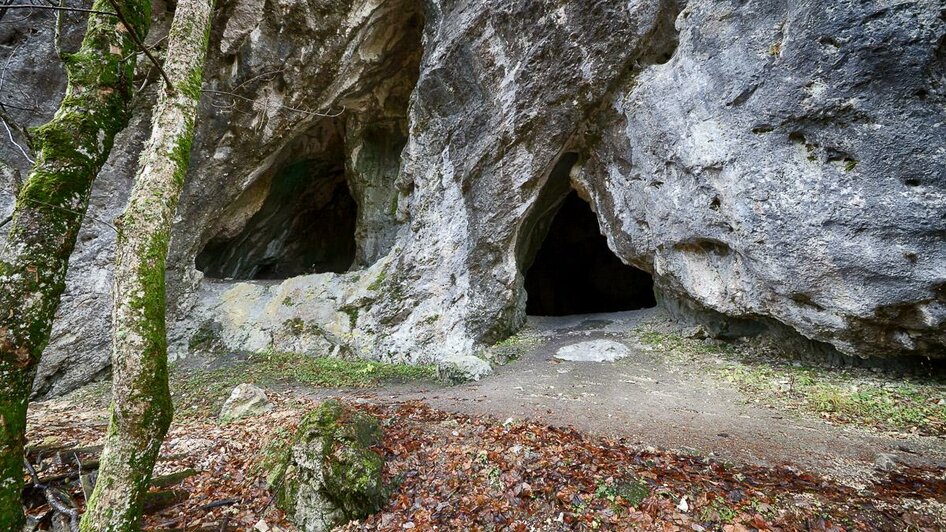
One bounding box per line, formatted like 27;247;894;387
303;308;946;483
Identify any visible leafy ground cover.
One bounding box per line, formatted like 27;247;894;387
636;330;946;436
23;332;946;530
26;385;946;531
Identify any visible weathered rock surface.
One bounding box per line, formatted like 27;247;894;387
266;400;387;531
1;0;944;396
555;340;631;363
219;383;273;422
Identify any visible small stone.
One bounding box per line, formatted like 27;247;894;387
219;383;273;423
875;453;899;471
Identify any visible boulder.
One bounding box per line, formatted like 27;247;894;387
219;383;272;423
266;400;387;532
436;355;493;384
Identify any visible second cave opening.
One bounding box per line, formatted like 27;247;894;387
524;191;656;316
195;158;357;280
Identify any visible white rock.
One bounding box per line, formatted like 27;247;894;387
437;355;493;383
219;383;273;422
554;340;631;362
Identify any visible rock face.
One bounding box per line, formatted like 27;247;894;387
2;0;944;395
266;400;387;531
219;383;273;422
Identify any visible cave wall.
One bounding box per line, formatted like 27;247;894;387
1;0;944;396
582;0;946;358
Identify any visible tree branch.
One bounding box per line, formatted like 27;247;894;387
104;0;174;92
0;4;116;16
3;3;175;91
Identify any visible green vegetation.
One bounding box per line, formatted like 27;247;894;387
636;329;946;436
699;497;739;524
488;333;541;364
637;330;735;359
595;477;649;509
722;364;946;435
340;306;359;328
171;351;438;419
367;271;386;291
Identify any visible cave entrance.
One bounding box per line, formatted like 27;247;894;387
523;190;656;316
195;158;357;280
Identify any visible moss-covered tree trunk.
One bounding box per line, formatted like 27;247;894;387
0;1;149;528
78;0;213;529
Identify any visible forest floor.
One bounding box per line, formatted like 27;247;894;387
25;309;946;531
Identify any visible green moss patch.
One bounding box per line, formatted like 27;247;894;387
266;400;388;528
170;352;437;419
635;329;946;436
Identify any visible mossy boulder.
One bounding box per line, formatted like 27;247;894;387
264;400;387;531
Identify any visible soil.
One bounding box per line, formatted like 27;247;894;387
299;308;946;483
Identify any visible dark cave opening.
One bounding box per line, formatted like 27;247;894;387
195;159;357;280
524;191;656;316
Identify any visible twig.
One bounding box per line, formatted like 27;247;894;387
0;41;22;95
104;0;174;92
24;197;118;233
24;458;80;532
0;100;37;111
202;89;345;118
53;0;65;58
1;115;33;163
200;498;240;511
0;4;116;16
123;34;167;62
0;214;11;229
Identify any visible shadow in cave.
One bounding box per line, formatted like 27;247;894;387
524;191;656;316
195;158;357;280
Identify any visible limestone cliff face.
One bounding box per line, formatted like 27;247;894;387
1;0;943;396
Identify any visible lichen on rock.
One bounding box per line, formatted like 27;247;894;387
265;400;387;531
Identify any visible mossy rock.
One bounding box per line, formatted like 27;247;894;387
265;400;387;531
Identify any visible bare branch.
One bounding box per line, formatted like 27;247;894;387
103;0;174;92
0;4;117;16
0;115;32;163
53;0;65;58
202;88;345;118
24;197;117;233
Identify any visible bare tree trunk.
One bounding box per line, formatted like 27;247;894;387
79;0;213;529
0;1;149;527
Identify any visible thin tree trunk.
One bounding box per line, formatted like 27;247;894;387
79;0;213;529
0;1;149;527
